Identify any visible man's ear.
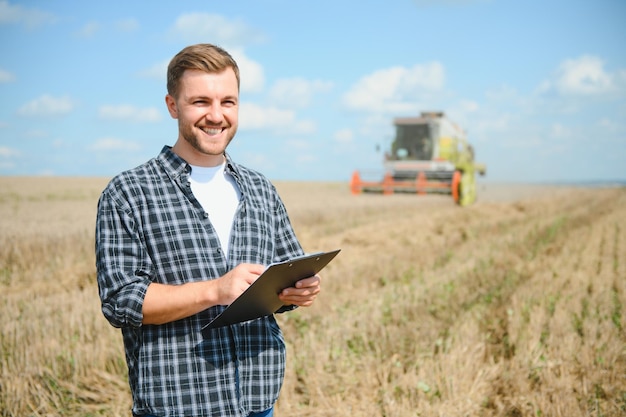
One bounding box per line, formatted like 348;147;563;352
165;94;178;119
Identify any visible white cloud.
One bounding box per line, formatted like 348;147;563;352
269;78;333;108
286;138;313;151
540;55;618;97
241;151;273;170
343;62;445;113
0;146;20;157
456;100;479;113
0;68;15;83
229;49;265;93
138;59;169;81
333;128;354;144
75;21;100;38
0;161;16;170
73;18;138;39
98;105;162;123
0;0;56;28
115;18;139;32
17;94;75;117
24;129;48;139
168;12;266;46
272;139;317;165
597;117;625;135
443;100;480;129
474;113;512;133
0;146;20;171
239;102;316;134
550;123;572;139
555;56;613;95
487;84;518;99
90;138;141;152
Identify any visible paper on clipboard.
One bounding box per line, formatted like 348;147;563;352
202;249;340;334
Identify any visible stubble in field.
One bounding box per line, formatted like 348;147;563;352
1;178;624;416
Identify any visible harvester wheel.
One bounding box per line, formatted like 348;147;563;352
350;171;362;195
453;170;477;206
452;170;462;204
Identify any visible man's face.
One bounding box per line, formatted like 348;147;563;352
166;67;239;166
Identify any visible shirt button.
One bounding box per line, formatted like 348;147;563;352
203;212;209;218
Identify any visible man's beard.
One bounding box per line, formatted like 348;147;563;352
180;120;236;156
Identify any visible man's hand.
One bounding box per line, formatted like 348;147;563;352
142;263;264;325
214;263;264;306
278;274;321;307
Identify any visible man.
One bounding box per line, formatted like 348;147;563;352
95;43;321;417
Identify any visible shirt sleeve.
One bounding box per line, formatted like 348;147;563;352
95;186;152;329
271;188;304;314
271;188;304;262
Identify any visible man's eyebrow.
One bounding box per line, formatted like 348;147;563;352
189;94;210;100
187;94;238;101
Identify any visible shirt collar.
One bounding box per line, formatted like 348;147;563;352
224;153;241;182
157;145;243;184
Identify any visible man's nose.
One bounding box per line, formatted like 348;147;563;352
204;104;223;123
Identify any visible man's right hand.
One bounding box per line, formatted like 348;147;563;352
213;263;264;306
142;263;264;325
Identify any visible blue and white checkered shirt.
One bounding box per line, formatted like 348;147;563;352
95;146;303;417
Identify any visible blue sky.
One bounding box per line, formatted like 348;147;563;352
0;0;625;183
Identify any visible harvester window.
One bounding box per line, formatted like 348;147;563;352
396;148;409;159
392;124;433;161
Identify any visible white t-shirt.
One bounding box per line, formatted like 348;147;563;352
189;163;241;258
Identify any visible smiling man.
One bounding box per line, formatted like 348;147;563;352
95;44;321;417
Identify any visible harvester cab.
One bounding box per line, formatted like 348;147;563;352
350;111;486;206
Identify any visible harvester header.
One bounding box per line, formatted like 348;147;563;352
350;111;486;206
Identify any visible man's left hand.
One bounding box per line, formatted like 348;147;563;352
278;274;321;307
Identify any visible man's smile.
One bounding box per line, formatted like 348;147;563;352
200;126;225;136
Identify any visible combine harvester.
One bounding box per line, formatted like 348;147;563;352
350;111;486;206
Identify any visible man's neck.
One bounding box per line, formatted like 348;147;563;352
172;141;225;167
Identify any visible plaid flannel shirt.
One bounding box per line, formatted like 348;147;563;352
95;146;303;417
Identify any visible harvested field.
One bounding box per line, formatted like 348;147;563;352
1;177;625;416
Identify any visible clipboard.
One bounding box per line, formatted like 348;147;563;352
202;249;340;334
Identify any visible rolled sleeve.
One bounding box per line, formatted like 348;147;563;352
96;187;152;329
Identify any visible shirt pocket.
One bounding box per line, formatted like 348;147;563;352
232;200;276;263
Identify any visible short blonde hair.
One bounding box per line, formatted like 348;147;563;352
166;44;240;97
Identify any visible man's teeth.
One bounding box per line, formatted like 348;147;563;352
203;128;222;135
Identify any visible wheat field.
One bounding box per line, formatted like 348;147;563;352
1;177;624;416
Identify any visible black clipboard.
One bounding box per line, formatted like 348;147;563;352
202;249;340;334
